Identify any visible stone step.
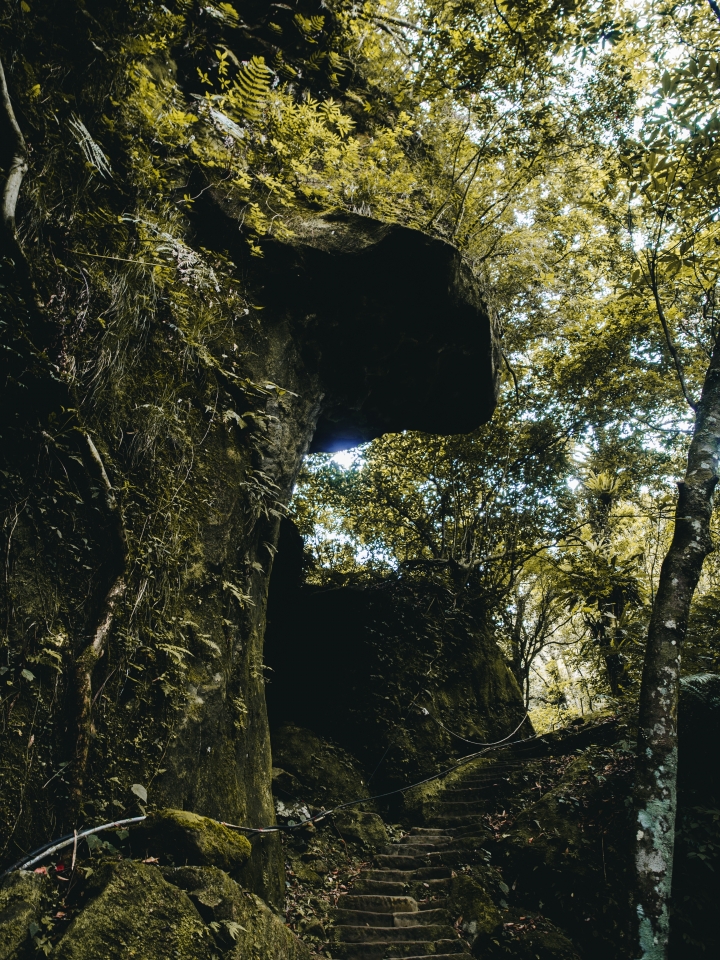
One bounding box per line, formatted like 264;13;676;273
363;866;452;882
408;879;452;892
442;787;491;798
394;909;447;927
409;827;453;835
426;815;484;829
386;939;469;957
334;923;455;943
436;801;482;814
340;895;418;914
374;855;434;870
330;941;469;959
398;954;471;960
381;843;452;856
335;909;447;928
401;835;453;844
351;880;409;895
418;899;448;910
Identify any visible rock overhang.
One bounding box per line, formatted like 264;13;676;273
199;196;502;452
259;212;502;452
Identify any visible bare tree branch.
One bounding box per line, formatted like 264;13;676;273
0;55;28;238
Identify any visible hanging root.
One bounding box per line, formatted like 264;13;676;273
71;435;128;809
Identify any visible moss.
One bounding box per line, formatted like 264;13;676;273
132;809;251;873
447;874;501;946
331;810;387;850
0;871;51;960
53;860;213;959
271;724;371;809
163;864;314;959
483;907;580;959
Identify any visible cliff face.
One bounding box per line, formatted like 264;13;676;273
1;189;499;904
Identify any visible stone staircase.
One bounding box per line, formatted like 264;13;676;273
329;768;498;959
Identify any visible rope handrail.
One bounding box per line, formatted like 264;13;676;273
421;707;530;748
1;724;536;879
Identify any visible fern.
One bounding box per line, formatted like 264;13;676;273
307;50;326;73
294;14;325;35
231;56;272;123
206;2;240;25
68;114;113;178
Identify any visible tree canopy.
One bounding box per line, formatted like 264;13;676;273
4;1;720;957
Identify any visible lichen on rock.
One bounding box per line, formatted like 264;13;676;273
331;810;388;850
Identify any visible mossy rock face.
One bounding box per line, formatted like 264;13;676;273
52;860;213;959
265;578;527;801
271;725;371;809
331;810;387;850
163;864;315;959
0;870;51;960
447;874;501;947
132;809;251;873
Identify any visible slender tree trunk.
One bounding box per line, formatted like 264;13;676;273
633;334;720;958
510;592;527;691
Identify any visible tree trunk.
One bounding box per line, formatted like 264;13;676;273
633;334;720;958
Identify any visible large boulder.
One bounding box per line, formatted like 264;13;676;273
254;211;501;452
52;860;213;960
271;723;371;810
2;201;500;912
163;865;315;960
0;870;51;960
131;809;251;873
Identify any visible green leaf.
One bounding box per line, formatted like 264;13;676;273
131;783;148;803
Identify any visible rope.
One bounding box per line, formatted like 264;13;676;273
221;729;537;834
421;707;530;747
2;725;537;878
1;816;146;880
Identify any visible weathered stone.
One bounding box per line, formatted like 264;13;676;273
218;208;502;452
331;810;388;850
266;569;528;795
271;724;371;809
132;809;251;873
52;860;213;960
2;198;500;913
447;874;501;946
163;864;315;959
0;870;51;960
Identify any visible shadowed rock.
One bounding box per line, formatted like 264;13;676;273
254;211;501;451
